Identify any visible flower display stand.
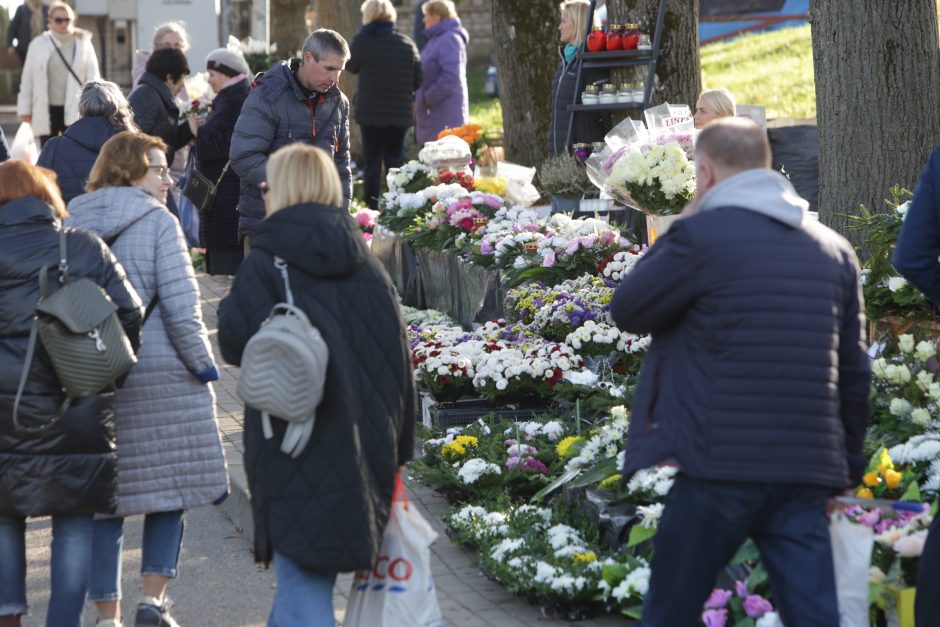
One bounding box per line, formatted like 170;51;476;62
372;226;422;307
422;394;551;429
645;213;680;246
412;249;504;328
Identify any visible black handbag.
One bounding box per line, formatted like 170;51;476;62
182;160;230;212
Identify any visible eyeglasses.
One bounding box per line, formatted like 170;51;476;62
260;183;270;197
52;16;71;24
148;165;170;179
155;41;184;50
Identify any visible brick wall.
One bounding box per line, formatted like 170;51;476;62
397;0;493;66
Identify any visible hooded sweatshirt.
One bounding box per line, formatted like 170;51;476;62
696;168;809;227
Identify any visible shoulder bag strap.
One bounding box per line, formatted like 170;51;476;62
214;161;231;187
12;315;72;433
50;36;82;85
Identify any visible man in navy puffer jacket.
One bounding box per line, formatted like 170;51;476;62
612;118;870;627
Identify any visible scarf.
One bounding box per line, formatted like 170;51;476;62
28;0;44;39
563;43;578;64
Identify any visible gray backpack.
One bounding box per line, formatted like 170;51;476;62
237;257;329;458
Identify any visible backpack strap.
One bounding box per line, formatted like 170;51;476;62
273;256;294;305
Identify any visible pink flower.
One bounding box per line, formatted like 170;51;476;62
857;508;881;527
894;530;928;557
506;456;521;470
599;230;617;244
521;457;549;475
542;252;556;268
362;233;372;242
704;589;732;609
735;580;748;598
701;609;728;627
581;235;597;248
565;240;580;254
480;241;494;255
743;595;773;618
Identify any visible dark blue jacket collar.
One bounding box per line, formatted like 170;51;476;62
0;196;58;226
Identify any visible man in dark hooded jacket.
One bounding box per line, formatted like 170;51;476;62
611;118;870;627
229;29;352;251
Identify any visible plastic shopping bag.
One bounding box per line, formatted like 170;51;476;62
829;512;874;627
344;476;444;627
176;151;201;248
10;122;38;164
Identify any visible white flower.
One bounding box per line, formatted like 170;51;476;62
898;334;915;353
911;408;932;426
889;398;913;417
457;458;501;485
541;421;564;441
897;201;910;217
916;341;938;361
611;566;651;600
869;566;886;584
637;503;664;528
894;529;929;557
888;277;909;293
490;538;526;562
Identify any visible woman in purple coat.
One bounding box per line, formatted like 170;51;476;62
415;0;469;145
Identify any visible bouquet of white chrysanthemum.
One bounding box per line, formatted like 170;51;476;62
607;140;695;215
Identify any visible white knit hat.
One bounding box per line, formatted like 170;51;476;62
205;48;250;77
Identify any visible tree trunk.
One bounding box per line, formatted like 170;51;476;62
270;0;311;58
489;0;558;166
316;0;364;163
810;0;940;240
607;0;701;109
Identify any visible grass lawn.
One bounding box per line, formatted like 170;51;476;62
468;66;504;130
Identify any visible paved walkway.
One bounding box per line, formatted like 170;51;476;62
197;273;627;626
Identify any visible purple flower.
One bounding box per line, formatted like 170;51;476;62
506;456;521;470
735;580;748;599
704;589;732;609
565;239;581;255
522;457;549;475
480;241;494;255
701;609;728;627
857;508;881;527
743;595;773;618
504;439;518;447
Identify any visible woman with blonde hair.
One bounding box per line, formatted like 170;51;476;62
0;160;141;627
17;1;101;146
415;0;469;144
65;131;227;627
549;0;609;154
693;87;737;129
132;21;191;87
218;143;416;626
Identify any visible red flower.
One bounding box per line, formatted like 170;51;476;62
460;217;474;231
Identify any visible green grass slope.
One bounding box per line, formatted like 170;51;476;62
700;23;815;119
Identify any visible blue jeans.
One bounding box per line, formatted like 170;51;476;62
268;551;337;627
640;475;838;627
0;514;93;626
88;510;185;601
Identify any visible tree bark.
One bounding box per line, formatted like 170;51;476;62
811;0;940;239
489;0;559;166
311;0;364;162
607;0;701;109
270;0;311;58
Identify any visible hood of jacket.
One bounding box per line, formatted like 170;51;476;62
696;168;808;228
65;187;165;242
0;196;59;277
60;115;119;152
358;21;396;36
256;58;342;105
426;17;469;44
250;202;368;278
137;71;179;113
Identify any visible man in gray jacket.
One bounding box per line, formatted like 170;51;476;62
230;29;352;250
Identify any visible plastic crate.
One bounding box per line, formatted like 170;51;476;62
424;396;551;430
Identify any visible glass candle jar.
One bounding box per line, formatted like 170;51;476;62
586;26;606;52
622;23;640;50
616;83;632;103
598;84;617;104
572;143;593;161
637;33;652;50
592;142;606;154
606;24;623;51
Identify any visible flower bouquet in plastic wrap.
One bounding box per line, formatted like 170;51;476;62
585;103;696;217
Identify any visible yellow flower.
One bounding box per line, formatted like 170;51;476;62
441;441;467;460
884;469;903;489
556;435;584;458
876;448;894;474
573;551;597;564
856;487;874;499
454;435;478;448
863;472;882;487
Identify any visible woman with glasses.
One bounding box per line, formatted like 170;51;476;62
132;21;190;88
65;132;228;627
16;1;100;147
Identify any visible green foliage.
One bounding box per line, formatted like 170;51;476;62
468;67;503;131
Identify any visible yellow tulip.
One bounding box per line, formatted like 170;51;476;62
863;472;882;487
884;469;903;489
856;487;874;499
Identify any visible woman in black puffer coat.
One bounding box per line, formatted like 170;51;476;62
191;48;251;276
217;144;415;626
0;160;142;626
